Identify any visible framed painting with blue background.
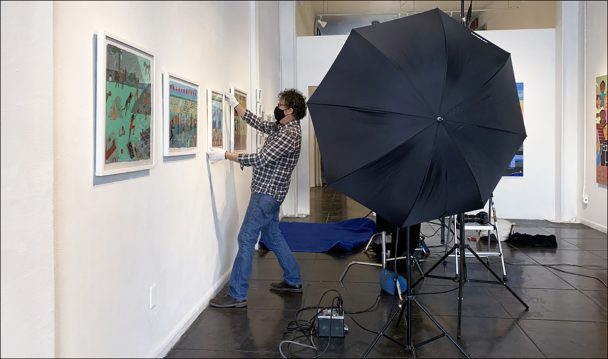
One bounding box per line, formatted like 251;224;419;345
207;89;226;150
163;73;199;156
504;82;524;176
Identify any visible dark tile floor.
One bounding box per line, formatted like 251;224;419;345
167;187;607;358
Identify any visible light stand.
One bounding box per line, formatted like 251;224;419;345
404;210;529;339
362;226;470;358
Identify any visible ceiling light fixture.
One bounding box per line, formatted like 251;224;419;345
317;16;328;28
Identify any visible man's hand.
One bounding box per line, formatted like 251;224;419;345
207;148;226;164
224;92;239;108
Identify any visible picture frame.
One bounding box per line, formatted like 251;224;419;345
503;82;524;176
95;32;155;176
163;73;199;156
230;87;248;153
207;89;226;150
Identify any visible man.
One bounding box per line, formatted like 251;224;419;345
207;89;307;308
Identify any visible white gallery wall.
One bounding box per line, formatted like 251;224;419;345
2;1;281;357
298;29;558;221
1;2;55;357
580;0;607;230
483;29;557;220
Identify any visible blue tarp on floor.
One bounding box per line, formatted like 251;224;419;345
260;217;376;253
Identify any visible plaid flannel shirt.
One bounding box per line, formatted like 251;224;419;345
238;110;301;203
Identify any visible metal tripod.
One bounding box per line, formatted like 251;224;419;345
362;226;470;358
403;213;530;339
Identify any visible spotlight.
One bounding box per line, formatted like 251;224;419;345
317;17;327;28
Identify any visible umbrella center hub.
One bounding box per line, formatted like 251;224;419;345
436;116;444;123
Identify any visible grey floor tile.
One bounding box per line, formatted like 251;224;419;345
167;188;608;359
563;238;608;250
545;265;608;290
543;227;607;240
518;319;608;358
500;263;574;289
415;284;512;319
488;287;607;322
582;289;608;311
417;316;545;358
244;279;304;310
526;249;607;266
166;349;279;358
589;250;608;259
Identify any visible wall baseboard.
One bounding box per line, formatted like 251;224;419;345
580;218;608;233
150;270;231;358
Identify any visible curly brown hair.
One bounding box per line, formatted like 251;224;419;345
279;89;307;120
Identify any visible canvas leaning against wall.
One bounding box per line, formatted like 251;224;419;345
231;88;248;152
504;82;525;176
596;74;607;185
95;32;154;176
163;73;199;156
207;89;225;150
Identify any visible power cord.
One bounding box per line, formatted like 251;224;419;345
504;261;608;288
279;290;389;358
279;289;342;359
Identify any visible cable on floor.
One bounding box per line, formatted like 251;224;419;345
504;261;608;288
279;289;342;359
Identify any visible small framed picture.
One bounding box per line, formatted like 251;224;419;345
163;73;199;156
95;32;154;176
230;87;248;153
207;89;226;150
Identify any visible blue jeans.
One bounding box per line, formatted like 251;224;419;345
228;193;302;301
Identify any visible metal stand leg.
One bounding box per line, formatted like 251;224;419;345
363;228;470;359
410;212;529;341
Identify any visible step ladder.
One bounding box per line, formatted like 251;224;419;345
451;196;508;281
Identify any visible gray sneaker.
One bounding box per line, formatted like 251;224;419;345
209;294;247;308
270;281;303;293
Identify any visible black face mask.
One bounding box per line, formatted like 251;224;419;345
274;106;286;123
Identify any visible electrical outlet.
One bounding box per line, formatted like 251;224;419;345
149;284;157;310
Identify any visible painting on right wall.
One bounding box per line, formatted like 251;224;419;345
504;82;524;176
596;74;607;185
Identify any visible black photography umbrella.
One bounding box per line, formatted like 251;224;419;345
308;8;526;228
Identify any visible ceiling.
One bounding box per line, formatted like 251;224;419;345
308;1;521;16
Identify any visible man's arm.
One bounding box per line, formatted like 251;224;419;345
240;110;278;135
226;92;277;135
226;151;239;162
227;129;296;167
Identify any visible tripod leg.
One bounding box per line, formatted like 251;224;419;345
457;213;466;339
413;299;470;359
362;300;402;358
440;216;445;245
466;247;529;310
411;245;457;289
405;227;413;348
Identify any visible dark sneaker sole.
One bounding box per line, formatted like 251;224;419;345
270;287;303;293
209;301;248;308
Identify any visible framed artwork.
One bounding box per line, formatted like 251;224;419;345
230;88;248;152
596;74;607;184
504;82;524;177
207;89;226;150
163;73;199;156
95;32;154;176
